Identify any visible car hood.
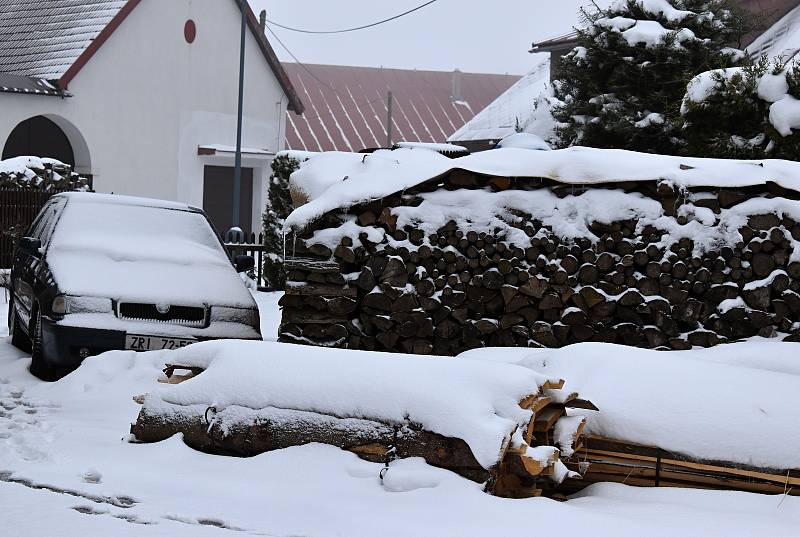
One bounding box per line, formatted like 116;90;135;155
47;244;256;308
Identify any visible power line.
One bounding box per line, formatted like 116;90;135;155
266;24;388;125
265;25;334;91
266;0;439;34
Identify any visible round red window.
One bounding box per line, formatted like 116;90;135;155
184;20;196;44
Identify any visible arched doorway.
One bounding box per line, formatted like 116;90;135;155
2;115;75;166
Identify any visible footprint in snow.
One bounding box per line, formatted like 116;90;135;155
81;469;102;484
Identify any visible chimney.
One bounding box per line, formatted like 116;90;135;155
259;10;267;33
451;69;462;102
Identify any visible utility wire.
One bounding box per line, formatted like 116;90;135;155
266;24;388;125
265;25;334;91
266;0;439;34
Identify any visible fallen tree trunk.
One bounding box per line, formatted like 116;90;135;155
131;401;495;483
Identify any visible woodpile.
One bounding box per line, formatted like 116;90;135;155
0;157;88;190
280;170;800;354
557;435;800;497
130;365;591;499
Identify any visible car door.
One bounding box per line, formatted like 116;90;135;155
11;198;63;331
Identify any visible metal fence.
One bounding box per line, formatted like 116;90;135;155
0;188;72;269
224;232;272;290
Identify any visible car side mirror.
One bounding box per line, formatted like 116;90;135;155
18;237;42;258
234;254;255;273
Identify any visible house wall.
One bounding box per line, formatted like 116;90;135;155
0;0;289;234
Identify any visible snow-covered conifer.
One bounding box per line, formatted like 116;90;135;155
261;154;299;290
553;0;753;154
682;57;800;159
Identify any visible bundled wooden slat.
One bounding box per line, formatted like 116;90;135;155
560;435;800;496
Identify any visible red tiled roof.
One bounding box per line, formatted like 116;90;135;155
283;63;520;152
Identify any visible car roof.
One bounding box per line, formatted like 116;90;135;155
53;192;201;213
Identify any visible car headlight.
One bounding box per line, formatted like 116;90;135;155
57;295;114;315
52;295;67;315
210;306;259;327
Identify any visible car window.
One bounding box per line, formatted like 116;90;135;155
27;201;54;240
27;198;65;248
39;197;66;248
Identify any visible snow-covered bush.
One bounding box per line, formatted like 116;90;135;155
552;0;754;155
261;154;300;290
682;57;800;159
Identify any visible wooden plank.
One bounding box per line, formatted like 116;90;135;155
285;282;357;298
533;406;564;432
565;398;600;411
583;446;800;486
519;394;552;413
540;379;565;391
285;257;341;273
282;310;349;325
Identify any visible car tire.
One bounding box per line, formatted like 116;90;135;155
29;309;58;382
9;296;32;353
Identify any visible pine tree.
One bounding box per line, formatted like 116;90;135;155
552;0;754;154
261;154;300;290
681;57;800;159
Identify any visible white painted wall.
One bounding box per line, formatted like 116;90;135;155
0;0;291;234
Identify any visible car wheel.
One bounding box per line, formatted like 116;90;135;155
9;296;32;353
29;309;58;382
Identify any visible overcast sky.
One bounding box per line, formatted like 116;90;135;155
250;0;596;75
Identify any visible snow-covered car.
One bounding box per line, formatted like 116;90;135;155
7;192;261;380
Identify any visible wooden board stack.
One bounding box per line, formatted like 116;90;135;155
131;365;592;499
557;435;800;497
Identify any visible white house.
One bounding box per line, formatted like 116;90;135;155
0;0;304;235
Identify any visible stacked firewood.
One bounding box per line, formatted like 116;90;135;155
0;157;88;190
279;171;800;354
558;435;800;497
131;366;590;499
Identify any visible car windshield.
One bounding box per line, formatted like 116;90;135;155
49;201;226;263
44;199;253;306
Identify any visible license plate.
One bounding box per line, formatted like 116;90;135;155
125;334;196;351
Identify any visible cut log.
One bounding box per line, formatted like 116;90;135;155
131;402;494;483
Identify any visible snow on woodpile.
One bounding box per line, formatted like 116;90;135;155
279;145;800;357
285;147;800;231
0;156;89;190
462;341;800;471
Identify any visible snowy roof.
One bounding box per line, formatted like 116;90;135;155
0;0;126;79
0;72;68;96
747;3;800;61
0;0;303;111
448;60;552;143
283;63;520;152
286;146;800;230
393;141;468;155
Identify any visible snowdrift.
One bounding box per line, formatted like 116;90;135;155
130;339;800;497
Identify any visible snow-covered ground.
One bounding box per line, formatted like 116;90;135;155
1;291;800;536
